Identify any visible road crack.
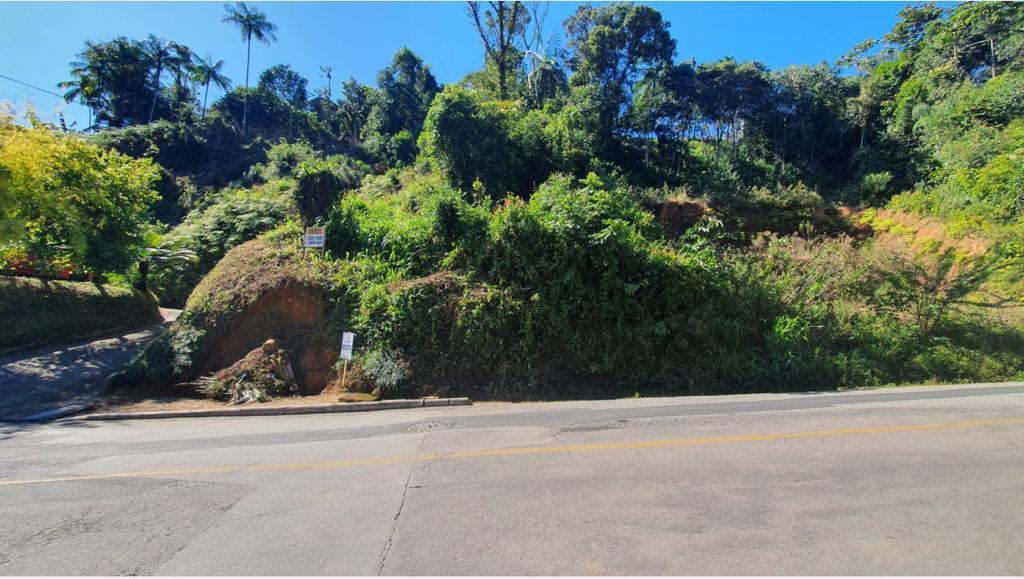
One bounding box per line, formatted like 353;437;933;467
376;434;436;575
552;430;584;472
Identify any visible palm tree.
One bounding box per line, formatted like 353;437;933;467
525;49;567;105
145;35;175;123
58;64;97;130
522;15;567;106
194;55;232;120
167;43;195;112
222;2;278;134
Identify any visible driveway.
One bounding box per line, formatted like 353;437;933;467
0;308;180;422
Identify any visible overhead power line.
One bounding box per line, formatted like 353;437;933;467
0;73;72;102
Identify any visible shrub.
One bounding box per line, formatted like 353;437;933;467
420;86;555;198
324;173;487;273
293;155;369;223
861;171;894;201
149;182;296;306
346;173;738;397
125;168;1024;400
250;140;320;181
0;114;159;275
93;117;254;192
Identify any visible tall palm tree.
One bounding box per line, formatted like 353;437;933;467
194;55;232;120
167;43;195;112
145;35;175;123
222;2;278;134
58;64;97;130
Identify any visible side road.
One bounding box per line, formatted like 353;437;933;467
0;308;180;422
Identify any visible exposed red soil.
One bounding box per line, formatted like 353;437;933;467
198;283;336;392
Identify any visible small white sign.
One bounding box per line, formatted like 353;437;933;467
340;332;355;360
303;227;326;248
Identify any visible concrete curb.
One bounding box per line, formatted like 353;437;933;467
76;398;472;421
19;403;96;423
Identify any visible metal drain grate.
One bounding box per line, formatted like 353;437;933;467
406;420;454;433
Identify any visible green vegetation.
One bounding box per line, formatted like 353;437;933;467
0;114;159;276
108;234;337;392
0;276;159;350
147;179;295;307
6;2;1024;396
121;168;1024;399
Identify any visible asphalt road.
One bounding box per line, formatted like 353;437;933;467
1;382;1023;575
0;309;180;422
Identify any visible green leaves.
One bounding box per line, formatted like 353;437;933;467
421;85;556;198
0;116;159;274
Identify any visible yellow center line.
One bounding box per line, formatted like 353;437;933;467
2;417;1022;488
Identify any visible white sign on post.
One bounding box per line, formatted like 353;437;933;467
303;227;326;248
340;332;355;360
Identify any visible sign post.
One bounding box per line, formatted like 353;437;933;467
303;227;326;258
339;332;355;390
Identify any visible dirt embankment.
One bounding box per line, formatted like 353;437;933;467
856;208;990;256
651;199;853;239
197;282;336;392
112;239;340;396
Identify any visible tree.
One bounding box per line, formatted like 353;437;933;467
770;63;857;183
626;60;697;175
167;42;198;112
884;3;943;52
365;48;439;162
0;114;159;273
319;66;334;100
466;1;529;100
62;37;155;127
693;58;775;148
213;87;298;137
629;61;697;141
339;77;372;144
194;56;232;120
524;49;567;105
564;3;675;141
258;64;308;109
521;3;568;107
940;2;1024;81
145;35;175;123
222;1;278;134
58;66;98;130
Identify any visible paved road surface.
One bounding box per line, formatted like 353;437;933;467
1;382;1023;575
0;309;180;422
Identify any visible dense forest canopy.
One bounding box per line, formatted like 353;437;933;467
3;2;1024;398
39;2;1024;208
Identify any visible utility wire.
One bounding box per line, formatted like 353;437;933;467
2;72;276;160
0;72;73;102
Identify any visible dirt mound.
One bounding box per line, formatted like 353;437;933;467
198;282;335;391
859;208;990;256
652;199;854;239
654;200;708;237
112;239;340;394
204;339;299;403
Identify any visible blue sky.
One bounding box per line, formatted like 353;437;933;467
0;1;911;129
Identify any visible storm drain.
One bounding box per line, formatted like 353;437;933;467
406;420;454;433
